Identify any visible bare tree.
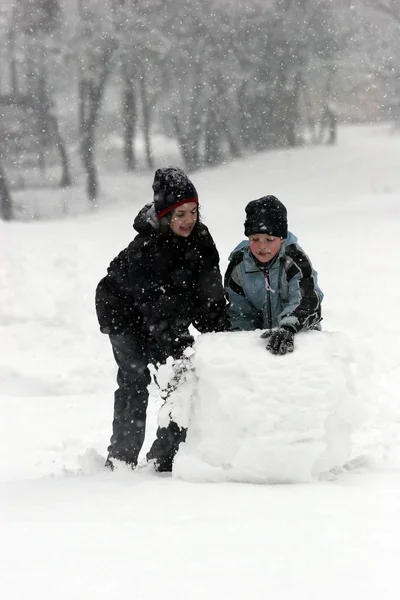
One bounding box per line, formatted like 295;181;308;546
117;2;170;171
0;92;71;187
0;158;13;221
18;0;63;170
77;0;119;200
364;0;400;123
7;7;18;95
2;0;73;186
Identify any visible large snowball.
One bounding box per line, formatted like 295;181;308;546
168;331;362;483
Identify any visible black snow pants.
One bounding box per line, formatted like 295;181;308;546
108;332;186;469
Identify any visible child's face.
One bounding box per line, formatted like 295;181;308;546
169;202;198;237
249;234;284;263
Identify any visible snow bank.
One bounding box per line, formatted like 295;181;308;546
170;331;362;483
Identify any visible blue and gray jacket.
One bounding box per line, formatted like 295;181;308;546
224;232;323;332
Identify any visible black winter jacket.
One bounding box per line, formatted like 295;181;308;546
95;204;226;357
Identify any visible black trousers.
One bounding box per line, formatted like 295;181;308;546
108;332;186;468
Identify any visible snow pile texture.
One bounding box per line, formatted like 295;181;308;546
170;330;362;483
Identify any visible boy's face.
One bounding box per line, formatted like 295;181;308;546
248;233;284;263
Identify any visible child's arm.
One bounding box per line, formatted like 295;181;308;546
225;254;262;330
278;244;323;333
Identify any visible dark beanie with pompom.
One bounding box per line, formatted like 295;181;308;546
244;195;288;238
152;166;198;219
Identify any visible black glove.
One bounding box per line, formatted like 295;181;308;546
163;329;194;361
261;327;294;355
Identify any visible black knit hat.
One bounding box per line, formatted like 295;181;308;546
244;195;288;238
152;166;198;219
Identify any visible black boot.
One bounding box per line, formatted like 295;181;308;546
147;421;187;472
105;456;114;471
104;454;136;471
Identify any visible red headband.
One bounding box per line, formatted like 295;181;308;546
156;197;199;219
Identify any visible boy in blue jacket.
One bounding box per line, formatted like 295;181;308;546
225;195;323;355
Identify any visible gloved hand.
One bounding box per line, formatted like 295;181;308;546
261;327;294;355
166;330;195;361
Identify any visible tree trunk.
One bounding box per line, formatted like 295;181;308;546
78;82;87;152
79;42;116;202
286;74;301;148
188;66;202;168
222;119;241;160
319;64;337;144
81;125;97;202
255;97;273;151
8;19;18;95
237;84;249;149
139;68;154;170
48;113;72;187
80;84;100;202
267;70;297;149
303;87;318;144
0;160;13;221
37;82;49;173
122;84;136;171
214;78;241;160
204;98;221;166
172;115;197;172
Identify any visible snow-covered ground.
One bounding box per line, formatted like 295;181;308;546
1;123;400;598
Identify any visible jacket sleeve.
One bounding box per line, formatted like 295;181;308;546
95;247;136;335
225;254;263;331
95;239;181;340
278;244;323;333
192;230;227;333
